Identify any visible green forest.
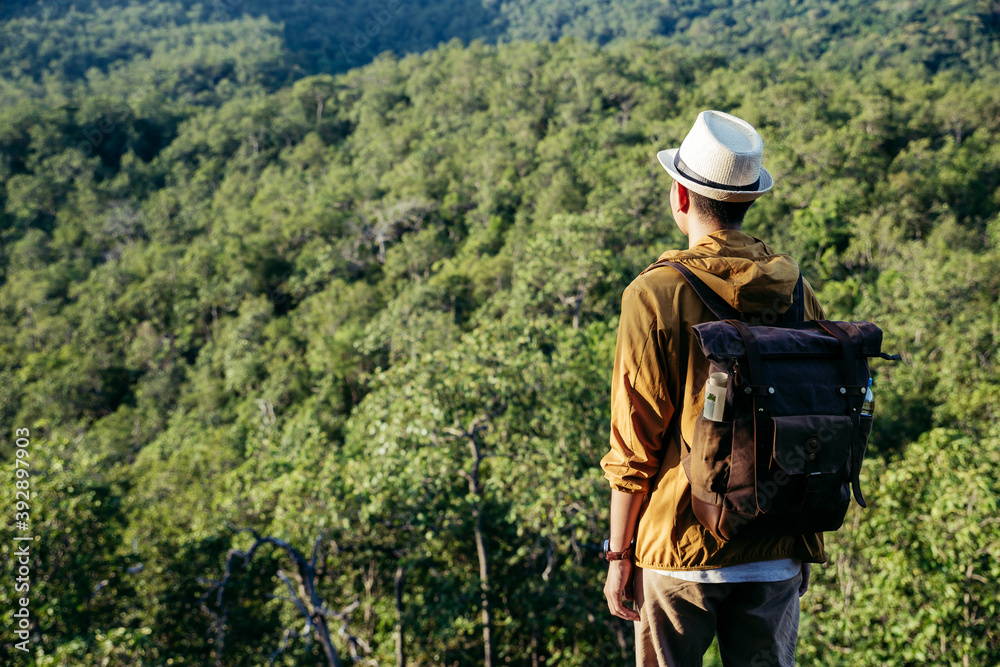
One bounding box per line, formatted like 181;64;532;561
1;0;998;664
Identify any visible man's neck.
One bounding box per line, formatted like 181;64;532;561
686;219;740;249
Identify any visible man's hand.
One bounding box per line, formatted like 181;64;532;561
604;559;640;621
798;562;810;598
604;488;645;621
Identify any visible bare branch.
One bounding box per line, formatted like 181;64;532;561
200;528;385;667
268;625;306;667
277;570;315;632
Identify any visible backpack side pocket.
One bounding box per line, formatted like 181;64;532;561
686;415;733;506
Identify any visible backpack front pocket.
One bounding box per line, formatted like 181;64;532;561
771;415;852;474
769;414;853;512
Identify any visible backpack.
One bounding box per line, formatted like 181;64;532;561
648;260;899;541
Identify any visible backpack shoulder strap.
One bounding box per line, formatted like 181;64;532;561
642;260;735;461
787;272;805;323
645;260;741;321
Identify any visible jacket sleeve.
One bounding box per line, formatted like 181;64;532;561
600;285;676;494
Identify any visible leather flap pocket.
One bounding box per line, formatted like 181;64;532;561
772;415;852;475
688;416;733;500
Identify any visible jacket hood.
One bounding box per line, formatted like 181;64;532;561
654;229;801;314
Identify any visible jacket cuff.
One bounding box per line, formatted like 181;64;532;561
605;475;650;494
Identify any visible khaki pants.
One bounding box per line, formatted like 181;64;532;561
633;567;802;667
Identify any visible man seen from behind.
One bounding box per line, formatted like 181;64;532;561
601;110;827;667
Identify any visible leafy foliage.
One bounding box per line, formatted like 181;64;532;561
1;1;999;664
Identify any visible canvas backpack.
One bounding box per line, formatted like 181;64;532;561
647;260;899;541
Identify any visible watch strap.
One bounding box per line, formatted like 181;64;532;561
603;539;634;561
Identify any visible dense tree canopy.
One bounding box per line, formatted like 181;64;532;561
3;0;999;81
1;0;999;664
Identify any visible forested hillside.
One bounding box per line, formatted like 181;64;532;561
1;0;999;665
3;0;999;79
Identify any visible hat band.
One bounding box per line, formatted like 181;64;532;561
674;153;761;192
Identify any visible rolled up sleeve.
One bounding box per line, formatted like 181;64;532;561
600;285;675;493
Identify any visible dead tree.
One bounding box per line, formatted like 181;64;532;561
394;565;406;667
199;528;375;667
444;406;508;667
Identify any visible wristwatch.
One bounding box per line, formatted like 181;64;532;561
602;539;634;561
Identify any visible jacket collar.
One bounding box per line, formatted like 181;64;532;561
654;229;800;314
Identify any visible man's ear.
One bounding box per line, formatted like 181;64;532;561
675;182;691;213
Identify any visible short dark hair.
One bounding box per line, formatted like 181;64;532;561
688;190;755;228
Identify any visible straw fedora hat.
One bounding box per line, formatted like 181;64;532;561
656;110;773;202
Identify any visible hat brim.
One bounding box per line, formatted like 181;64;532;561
657;149;773;203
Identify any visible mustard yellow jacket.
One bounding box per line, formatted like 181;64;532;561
601;230;828;570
